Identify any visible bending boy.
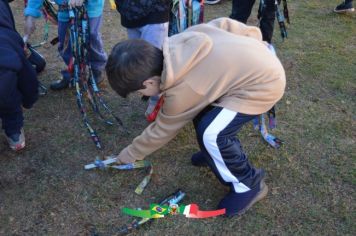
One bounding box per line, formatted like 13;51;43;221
106;18;286;216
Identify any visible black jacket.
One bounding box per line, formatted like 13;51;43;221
0;0;38;112
115;0;171;28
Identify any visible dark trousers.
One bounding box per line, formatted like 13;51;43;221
230;0;276;43
193;106;264;193
0;109;23;136
345;0;353;5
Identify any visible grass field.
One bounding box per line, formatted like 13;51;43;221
0;0;355;235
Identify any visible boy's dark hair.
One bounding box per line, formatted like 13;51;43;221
105;39;164;98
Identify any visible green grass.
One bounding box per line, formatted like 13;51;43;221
0;1;355;235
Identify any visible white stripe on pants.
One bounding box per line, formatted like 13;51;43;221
203;108;250;193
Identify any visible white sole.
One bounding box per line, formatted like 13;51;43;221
334;8;355;13
237;181;269;216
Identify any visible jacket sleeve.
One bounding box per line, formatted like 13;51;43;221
24;0;44;18
0;45;38;110
114;0;165;18
205;17;263;41
125;85;208;162
0;47;23;110
17;59;39;109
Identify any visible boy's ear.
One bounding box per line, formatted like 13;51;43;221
142;79;154;87
142;76;160;87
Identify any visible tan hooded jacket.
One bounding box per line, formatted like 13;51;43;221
126;17;286;162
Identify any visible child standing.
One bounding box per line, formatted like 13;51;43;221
0;0;39;151
106;18;286;216
230;0;276;43
24;0;107;90
114;0;171;118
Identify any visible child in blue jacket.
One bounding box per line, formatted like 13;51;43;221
0;0;39;151
24;0;107;90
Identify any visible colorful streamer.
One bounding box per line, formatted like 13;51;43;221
122;203;226;219
67;6;125;148
117;189;186;234
253;114;283;148
85;158;153;195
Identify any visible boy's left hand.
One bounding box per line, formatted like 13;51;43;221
68;0;84;7
116;147;135;164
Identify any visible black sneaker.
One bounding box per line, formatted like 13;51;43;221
334;1;355;13
50;70;72;91
218;179;268;217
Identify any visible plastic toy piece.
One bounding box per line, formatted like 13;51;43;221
146;96;164;122
85;158;153;195
84;157;117;170
253;113;283;149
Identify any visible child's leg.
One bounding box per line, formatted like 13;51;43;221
193;106;262;191
193;106;267;216
0;109;23;137
0;109;25;151
88;16;107;75
139;22;169;49
57;20;72;66
51;20;72;90
127;28;142;39
259;0;275;43
230;0;256;23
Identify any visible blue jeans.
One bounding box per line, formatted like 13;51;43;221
193;106;263;193
58;16;107;71
126;22;169;49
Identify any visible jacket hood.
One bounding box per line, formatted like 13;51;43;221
161;31;213;90
0;0;15;30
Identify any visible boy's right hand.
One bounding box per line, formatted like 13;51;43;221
24;16;36;39
116;147;136;165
